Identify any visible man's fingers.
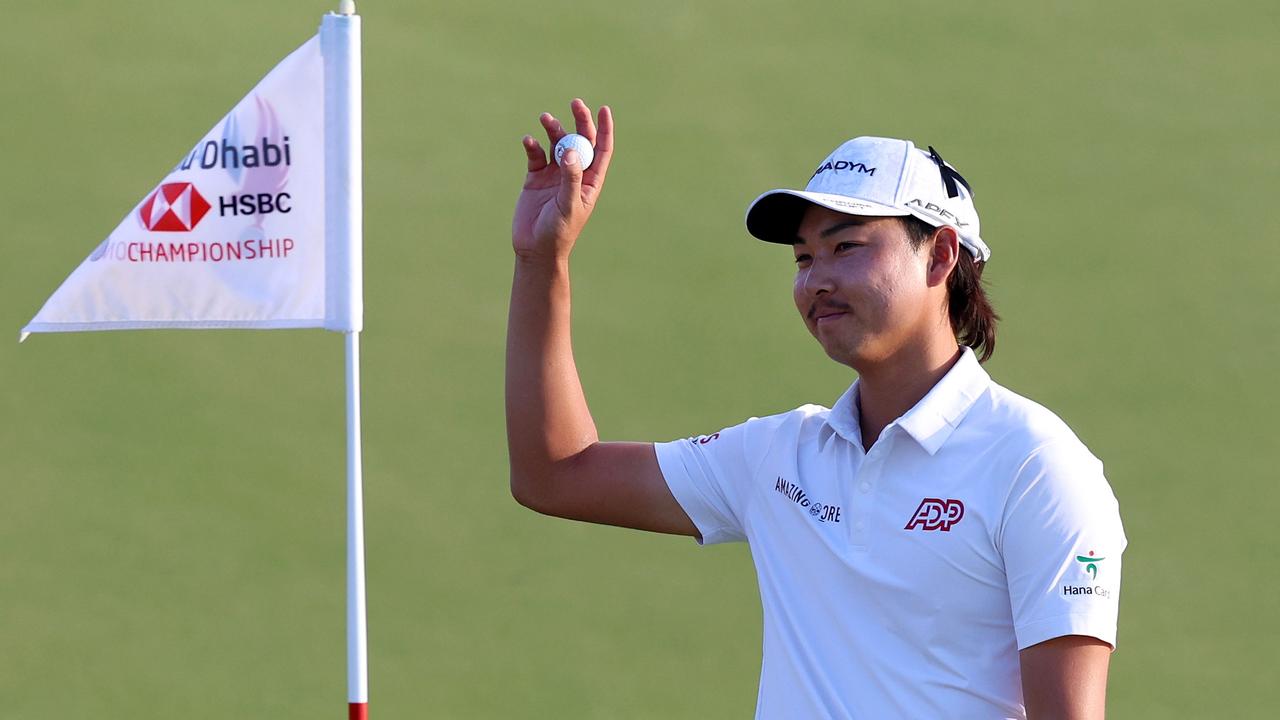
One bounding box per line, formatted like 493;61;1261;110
594;105;614;155
555;148;585;216
583;105;614;188
570;98;596;144
540;112;568;148
523;135;548;172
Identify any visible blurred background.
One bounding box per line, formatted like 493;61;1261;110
2;0;1276;717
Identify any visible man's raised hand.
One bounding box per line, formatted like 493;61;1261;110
511;99;614;261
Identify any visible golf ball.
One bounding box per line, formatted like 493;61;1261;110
554;133;595;170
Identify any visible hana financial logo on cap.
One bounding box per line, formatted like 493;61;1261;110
1076;550;1105;580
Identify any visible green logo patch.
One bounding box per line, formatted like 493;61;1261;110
1076;550;1105;580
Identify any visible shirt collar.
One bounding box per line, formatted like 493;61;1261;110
823;346;991;455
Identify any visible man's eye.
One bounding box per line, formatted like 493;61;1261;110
794;254;811;265
835;242;858;252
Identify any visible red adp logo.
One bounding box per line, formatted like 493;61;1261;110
904;498;965;532
139;182;211;232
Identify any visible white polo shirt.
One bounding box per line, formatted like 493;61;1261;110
655;348;1125;719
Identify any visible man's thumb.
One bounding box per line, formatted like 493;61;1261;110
557;148;584;212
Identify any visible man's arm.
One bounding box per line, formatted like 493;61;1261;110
1019;635;1112;719
505;99;697;537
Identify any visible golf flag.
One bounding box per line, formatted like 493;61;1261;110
21;31;357;339
20;8;370;718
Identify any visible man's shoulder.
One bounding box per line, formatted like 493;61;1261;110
732;403;832;437
674;404;831;467
967;379;1097;460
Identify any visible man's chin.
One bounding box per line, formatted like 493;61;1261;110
817;339;864;370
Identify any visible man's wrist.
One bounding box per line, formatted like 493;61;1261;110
514;250;572;274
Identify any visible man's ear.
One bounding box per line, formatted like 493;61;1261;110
926;226;961;288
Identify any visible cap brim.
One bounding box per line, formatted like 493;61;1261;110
745;189;909;244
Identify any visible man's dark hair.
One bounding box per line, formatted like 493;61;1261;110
900;216;999;363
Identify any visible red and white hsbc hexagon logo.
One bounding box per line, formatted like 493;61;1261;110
139;182;211;232
904;498;965;531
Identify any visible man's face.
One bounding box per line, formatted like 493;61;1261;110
792;205;937;368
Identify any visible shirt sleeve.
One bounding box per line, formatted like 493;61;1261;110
1001;439;1127;650
653;416;766;545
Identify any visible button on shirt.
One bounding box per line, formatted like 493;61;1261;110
655;348;1125;720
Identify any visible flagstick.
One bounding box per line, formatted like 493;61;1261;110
321;3;366;719
345;330;368;720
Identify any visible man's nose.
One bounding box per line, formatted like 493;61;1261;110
801;258;836;296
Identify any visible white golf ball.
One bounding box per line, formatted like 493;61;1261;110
554;133;594;170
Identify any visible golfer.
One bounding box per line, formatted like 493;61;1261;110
506;99;1125;719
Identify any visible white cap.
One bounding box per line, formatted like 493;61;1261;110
745;136;991;262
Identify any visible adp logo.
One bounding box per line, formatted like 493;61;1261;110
139;182;211;232
904;498;965;532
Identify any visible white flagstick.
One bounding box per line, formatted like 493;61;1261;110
321;3;366;719
344;331;368;720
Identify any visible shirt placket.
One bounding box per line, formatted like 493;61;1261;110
849;428;895;550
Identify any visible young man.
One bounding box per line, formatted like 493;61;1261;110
507;99;1125;719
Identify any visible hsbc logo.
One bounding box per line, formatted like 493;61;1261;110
139;182;212;232
904;498;965;532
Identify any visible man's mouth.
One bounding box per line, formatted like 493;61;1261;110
809;302;851;323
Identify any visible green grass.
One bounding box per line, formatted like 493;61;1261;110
2;0;1277;717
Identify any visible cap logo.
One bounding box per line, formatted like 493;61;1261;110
905;198;970;228
811;159;876;179
926;145;972;199
826;198;877;211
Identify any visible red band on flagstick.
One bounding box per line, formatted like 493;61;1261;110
349;702;367;720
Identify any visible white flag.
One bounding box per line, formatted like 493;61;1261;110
22;36;331;340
